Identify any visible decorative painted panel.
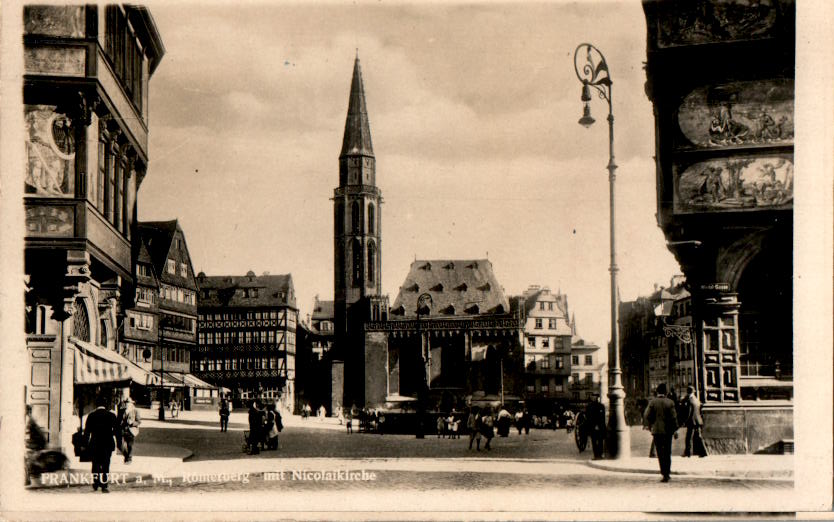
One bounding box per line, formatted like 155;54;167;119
24;46;86;77
25;105;75;197
677;79;793;148
26;206;74;237
674;155;793;213
24;5;86;37
656;0;780;48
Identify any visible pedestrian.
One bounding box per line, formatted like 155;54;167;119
682;385;708;458
446;413;457;439
377;410;386;435
523;408;531;435
449;414;460;439
480;408;495;451
318;405;326;421
514;409;523;435
336;406;344;426
84;394;117;493
346;410;353;434
436;415;446;438
467;407;482;451
585;394;606;460
118;393;140;463
643;383;679;482
219;396;230;432
247;400;263;455
265;403;280;450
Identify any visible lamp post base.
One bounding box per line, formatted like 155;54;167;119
606;384;629;460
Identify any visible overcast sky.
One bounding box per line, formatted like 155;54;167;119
139;0;683;351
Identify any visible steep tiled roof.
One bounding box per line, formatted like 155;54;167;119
138;220;178;276
312;298;334;320
390;259;509;317
196;273;296;309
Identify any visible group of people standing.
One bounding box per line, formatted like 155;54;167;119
436;413;461;438
245;400;283;454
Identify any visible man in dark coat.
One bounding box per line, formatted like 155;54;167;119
247;400;264;454
84;394;117;492
682;385;707;457
585;394;607;459
643;383;678;482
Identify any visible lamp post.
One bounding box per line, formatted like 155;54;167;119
415;292;432;439
573;43;629;459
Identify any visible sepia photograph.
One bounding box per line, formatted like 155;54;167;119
1;0;832;518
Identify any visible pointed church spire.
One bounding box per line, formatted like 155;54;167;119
340;53;374;158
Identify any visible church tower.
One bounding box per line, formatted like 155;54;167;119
334;54;383;342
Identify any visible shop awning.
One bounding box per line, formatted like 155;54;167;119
72;338;131;385
71;338;160;387
182;373;216;390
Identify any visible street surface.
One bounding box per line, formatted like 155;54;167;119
31;408;792;497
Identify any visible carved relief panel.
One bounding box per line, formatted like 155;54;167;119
677;79;793;149
25;105;76;197
655;0;782;49
674;154;793;213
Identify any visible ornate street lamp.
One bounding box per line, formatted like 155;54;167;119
415;292;432;439
573;43;629;459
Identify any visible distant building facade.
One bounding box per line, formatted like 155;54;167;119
516;286;573;410
137;220;199;407
194;271;298;410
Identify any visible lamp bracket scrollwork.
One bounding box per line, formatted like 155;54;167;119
661;319;693;344
574;42;612;103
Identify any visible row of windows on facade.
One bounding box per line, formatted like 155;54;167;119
526;335;569;349
160;284;196;306
198;330;296;346
96;125;131;238
524;355;565;370
166;258;189;278
127;311;195;333
199;310;293;322
570;372;597;384
337;201;376;236
673;367;695;388
526;382;565;394
193;356;293;372
104;6;144;111
533;318;561;330
537;302;556;311
122;343;188;364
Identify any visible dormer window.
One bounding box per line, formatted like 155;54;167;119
391;305;405;316
478;282;491;291
430;283;443;292
442;305;456;315
465;304;480;314
444;262;455;270
420;262;432;271
406;283;419;292
455;283;468;292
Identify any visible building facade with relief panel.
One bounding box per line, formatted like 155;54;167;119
194;272;298;410
23;4;165;451
643;0;794;453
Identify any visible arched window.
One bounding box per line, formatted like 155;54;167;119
72;298;90;342
352;238;362;286
367;240;376;283
352;201;360;233
368;203;375;235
